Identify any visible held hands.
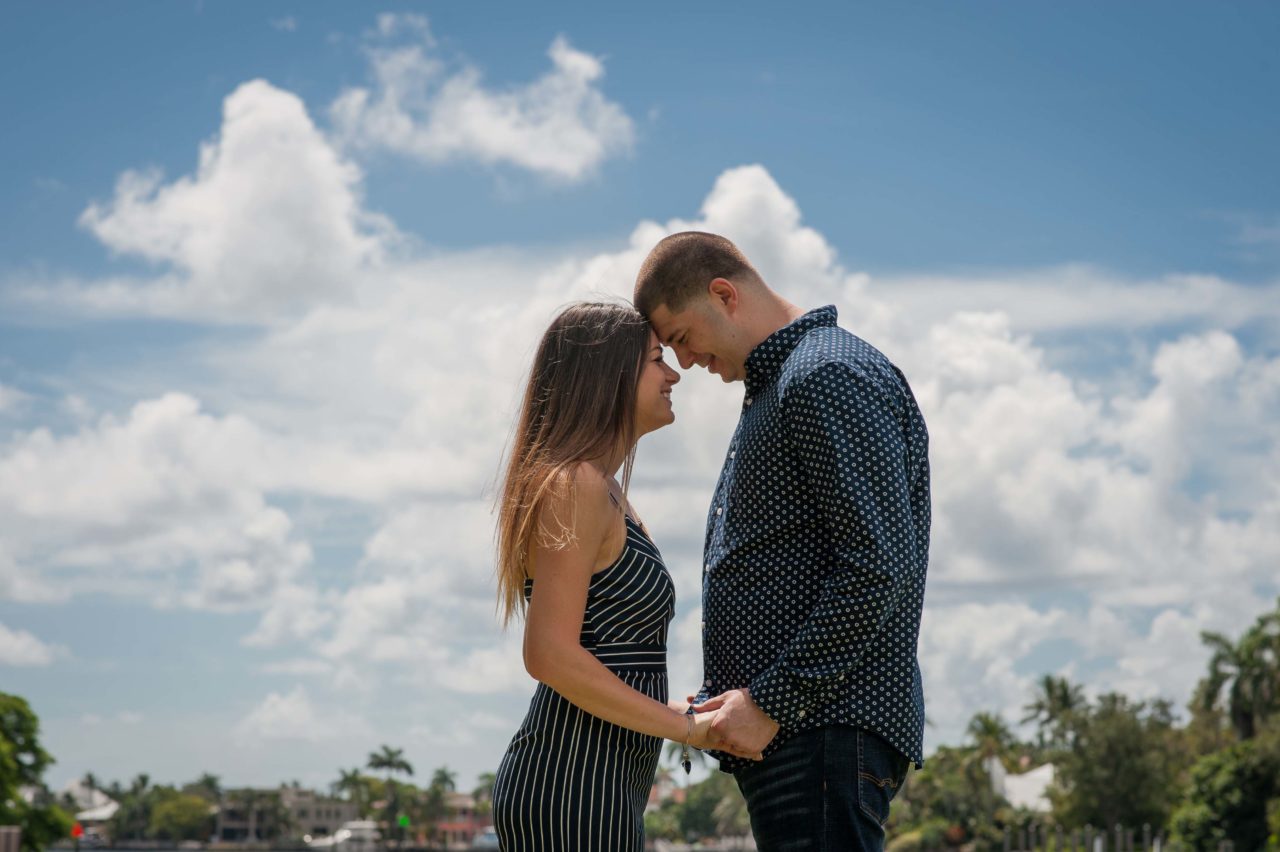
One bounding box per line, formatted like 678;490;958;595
687;709;763;761
691;688;779;758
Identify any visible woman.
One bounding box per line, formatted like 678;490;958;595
490;303;751;851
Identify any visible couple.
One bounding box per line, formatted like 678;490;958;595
490;232;931;852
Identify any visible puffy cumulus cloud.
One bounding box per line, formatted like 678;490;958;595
0;393;326;645
0;621;65;666
233;685;372;743
917;602;1072;740
330;15;633;181
65;79;395;320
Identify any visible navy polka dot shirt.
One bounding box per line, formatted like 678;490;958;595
696;305;931;771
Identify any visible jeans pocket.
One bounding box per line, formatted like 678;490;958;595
856;729;909;827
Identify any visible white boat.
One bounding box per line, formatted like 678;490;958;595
306;819;381;852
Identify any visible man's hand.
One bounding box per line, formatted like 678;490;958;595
693;688;779;757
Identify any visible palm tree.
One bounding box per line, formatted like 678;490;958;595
332;768;367;813
1198;603;1280;740
471;772;496;818
367;745;414;783
130;773;151;796
188;772;222;802
1021;675;1085;748
429;767;456;793
367;748;413;847
965;711;1016;772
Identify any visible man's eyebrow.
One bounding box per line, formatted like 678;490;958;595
660;328;681;345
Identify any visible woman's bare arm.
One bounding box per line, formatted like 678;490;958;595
522;464;756;757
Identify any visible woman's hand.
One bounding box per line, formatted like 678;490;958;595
687;709;764;761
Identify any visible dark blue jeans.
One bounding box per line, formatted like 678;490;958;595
734;726;910;852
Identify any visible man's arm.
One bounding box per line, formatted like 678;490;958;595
746;360;921;730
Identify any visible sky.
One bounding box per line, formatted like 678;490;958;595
2;1;1279;798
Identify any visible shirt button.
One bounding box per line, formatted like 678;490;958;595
745;398;753;407
797;710;807;719
716;507;722;516
729;451;736;459
703;679;712;687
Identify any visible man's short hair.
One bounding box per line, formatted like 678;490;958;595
633;231;758;317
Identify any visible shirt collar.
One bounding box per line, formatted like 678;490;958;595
744;305;838;395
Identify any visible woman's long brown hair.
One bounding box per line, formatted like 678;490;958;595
495;302;651;625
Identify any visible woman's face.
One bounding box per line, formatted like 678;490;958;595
635;329;680;437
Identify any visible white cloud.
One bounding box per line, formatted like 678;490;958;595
270;16;298;33
234;685;372;743
0;622;64;666
61;79;395;320
330;16;633;181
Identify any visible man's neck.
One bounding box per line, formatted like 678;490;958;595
745;294;806;352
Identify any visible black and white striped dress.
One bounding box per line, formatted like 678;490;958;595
492;515;675;851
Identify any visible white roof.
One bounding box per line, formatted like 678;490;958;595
76;801;120;822
1002;763;1055;814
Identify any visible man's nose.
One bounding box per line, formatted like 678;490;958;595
675;347;696;370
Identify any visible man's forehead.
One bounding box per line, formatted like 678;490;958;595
648;304;691;342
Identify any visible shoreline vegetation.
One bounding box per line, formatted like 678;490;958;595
4;597;1279;851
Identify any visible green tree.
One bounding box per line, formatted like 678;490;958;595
471;772;496;818
965;712;1017;767
367;747;414;847
0;693;73;852
149;792;215;842
367;746;414;783
677;772;736;841
1021;675;1085;750
888;744;1003;847
429;767;456;793
1049;693;1186;831
1197;600;1280;741
1169;736;1280;851
420;783;447;845
332;767;371;816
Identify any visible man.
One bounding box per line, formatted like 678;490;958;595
634;232;930;850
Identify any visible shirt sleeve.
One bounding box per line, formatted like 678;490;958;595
749;360;921;728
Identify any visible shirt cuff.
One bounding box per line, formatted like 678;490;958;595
749;665;817;729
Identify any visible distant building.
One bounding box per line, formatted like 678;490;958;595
984;757;1056;814
216;786;356;842
282;788;359;840
434;791;490;849
57;780;119;842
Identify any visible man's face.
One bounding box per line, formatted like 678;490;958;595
647;296;749;383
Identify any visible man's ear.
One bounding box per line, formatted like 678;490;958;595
708;277;739;314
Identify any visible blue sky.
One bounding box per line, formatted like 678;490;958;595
2;1;1278;797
